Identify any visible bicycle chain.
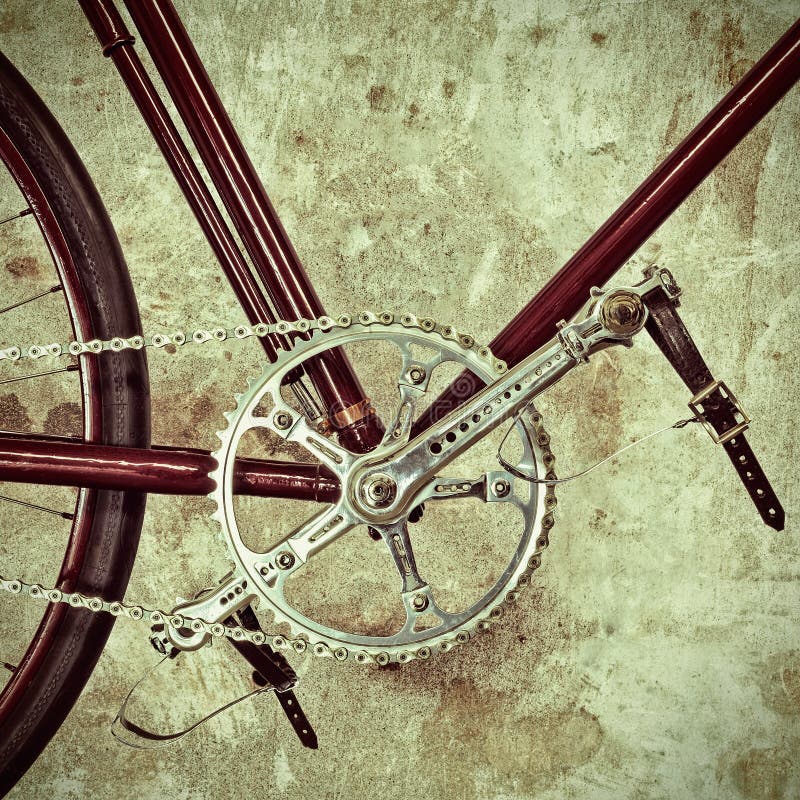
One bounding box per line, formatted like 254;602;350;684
0;311;557;663
0;311;507;372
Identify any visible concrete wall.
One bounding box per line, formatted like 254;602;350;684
1;1;798;798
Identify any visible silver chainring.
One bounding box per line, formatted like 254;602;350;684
211;317;557;665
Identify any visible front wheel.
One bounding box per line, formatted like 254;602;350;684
0;52;150;793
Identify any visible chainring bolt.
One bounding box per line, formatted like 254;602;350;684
411;593;428;611
273;411;293;430
492;479;511;497
276;552;295;570
406;366;426;385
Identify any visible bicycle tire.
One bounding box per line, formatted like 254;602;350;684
0;52;150;794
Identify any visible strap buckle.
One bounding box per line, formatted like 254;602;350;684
688;380;750;445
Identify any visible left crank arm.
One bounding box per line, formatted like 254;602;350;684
151;584;318;748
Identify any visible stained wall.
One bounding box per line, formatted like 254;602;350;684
1;2;798;798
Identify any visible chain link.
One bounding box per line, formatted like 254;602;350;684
0;310;520;659
0;310;508;374
0;575;302;652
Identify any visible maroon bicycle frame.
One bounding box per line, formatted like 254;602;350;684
1;2;798;502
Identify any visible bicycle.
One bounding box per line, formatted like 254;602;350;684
0;2;798;797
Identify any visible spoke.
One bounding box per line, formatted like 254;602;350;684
416;471;519;505
253;504;355;594
377;519;427;594
2;662;16;673
278;503;354;564
0;493;73;520
376;521;451;632
293;419;352;474
400;584;447;631
0;284;62;316
380;383;421;447
0;363;78;387
419;475;484;503
252;408;353;476
0;208;32;227
379;349;435;447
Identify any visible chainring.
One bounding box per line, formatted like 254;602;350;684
210;315;557;664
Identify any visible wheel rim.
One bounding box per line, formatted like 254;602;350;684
0;125;104;724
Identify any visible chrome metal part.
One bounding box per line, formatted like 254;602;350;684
210;318;558;664
688;379;751;445
600;290;646;335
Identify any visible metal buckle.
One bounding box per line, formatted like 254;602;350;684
688;380;750;445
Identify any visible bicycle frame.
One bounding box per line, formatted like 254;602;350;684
0;0;798;501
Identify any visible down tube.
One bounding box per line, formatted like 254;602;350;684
415;17;800;431
0;433;338;502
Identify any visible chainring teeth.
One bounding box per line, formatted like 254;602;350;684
208;312;557;665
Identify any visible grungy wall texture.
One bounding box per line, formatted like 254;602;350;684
0;1;799;799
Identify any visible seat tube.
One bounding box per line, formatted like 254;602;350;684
119;0;382;451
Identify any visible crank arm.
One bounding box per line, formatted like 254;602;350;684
366;281;650;515
415;471;518;504
157;572;257;653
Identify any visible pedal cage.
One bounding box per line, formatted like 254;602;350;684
133;606;318;749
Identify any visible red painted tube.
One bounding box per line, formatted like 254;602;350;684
233;457;338;501
0;435;339;502
416;18;800;432
121;0;381;451
495;18;800;364
78;0;281;360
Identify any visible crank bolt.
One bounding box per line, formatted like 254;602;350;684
359;473;397;509
407;366;426;385
492;479;511;498
273;411;293;430
411;593;428;612
276;552;295;570
600;290;645;335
